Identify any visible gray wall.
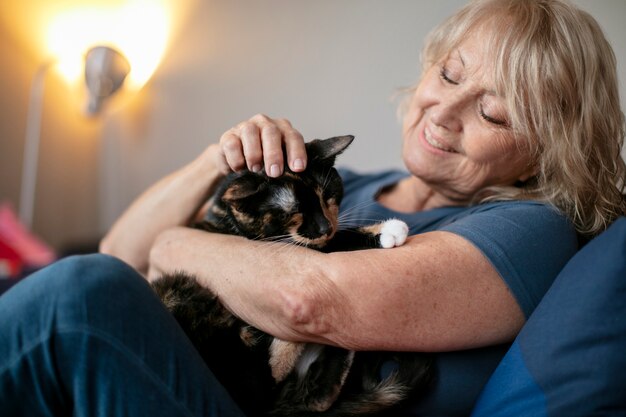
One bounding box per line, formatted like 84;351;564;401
99;0;626;233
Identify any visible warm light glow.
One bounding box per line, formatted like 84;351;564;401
46;0;170;90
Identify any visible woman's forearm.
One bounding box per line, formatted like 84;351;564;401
147;227;344;344
100;145;224;274
148;227;525;353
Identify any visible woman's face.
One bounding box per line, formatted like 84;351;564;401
402;31;535;204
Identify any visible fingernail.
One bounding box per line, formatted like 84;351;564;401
270;164;281;177
292;158;304;171
252;164;262;173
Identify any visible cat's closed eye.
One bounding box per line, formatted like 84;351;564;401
278;211;295;221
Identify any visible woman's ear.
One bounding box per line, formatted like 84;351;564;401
517;164;539;184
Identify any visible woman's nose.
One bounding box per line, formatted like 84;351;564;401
430;93;465;133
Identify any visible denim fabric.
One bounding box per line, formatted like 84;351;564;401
0;254;246;417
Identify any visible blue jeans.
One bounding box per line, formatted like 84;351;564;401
0;254;246;417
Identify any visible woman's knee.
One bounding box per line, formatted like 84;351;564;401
24;254;152;315
0;254;155;351
38;254;142;296
27;254;161;332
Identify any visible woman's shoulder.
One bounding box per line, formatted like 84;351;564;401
440;200;579;318
445;200;575;234
441;200;578;258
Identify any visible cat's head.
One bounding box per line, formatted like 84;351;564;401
216;135;354;248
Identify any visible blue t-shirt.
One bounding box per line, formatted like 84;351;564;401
338;169;578;416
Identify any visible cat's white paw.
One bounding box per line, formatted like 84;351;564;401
379;219;409;249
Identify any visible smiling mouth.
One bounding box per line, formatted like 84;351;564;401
424;128;458;153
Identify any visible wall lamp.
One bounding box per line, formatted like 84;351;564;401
15;0;170;231
84;46;131;115
19;45;131;229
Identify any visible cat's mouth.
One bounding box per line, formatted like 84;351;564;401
288;207;338;249
289;233;334;249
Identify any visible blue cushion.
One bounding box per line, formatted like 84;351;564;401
471;217;626;417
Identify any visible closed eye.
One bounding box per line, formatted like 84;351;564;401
279;212;292;221
479;105;509;127
439;66;459;85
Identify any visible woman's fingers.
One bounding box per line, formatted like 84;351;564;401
239;122;263;173
219;130;246;173
218;114;307;177
260;123;284;177
276;118;307;172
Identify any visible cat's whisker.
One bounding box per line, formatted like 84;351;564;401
337;218;386;227
338;200;379;219
337;214;376;226
277;242;297;257
269;240;305;260
338;212;382;221
258;243;289;259
342;199;378;211
338;217;408;230
258;234;293;242
322;168;333;192
262;237;295;251
258;234;299;250
338;203;384;222
338;218;385;225
266;235;303;251
269;237;290;244
265;239;290;250
260;233;324;257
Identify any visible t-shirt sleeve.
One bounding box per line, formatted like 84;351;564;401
440;203;578;318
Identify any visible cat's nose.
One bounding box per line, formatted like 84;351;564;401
314;213;331;236
298;213;333;240
317;219;330;236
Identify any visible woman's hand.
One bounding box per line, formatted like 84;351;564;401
215;114;307;177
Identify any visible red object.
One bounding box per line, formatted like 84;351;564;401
0;239;22;278
0;203;55;276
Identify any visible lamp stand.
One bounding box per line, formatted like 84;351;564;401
19;60;54;230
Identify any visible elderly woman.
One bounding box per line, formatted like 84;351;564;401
1;0;625;416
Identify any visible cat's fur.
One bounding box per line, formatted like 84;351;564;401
151;135;433;417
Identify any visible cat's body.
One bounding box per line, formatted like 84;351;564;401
152;135;433;417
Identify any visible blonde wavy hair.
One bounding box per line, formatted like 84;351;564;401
401;0;626;236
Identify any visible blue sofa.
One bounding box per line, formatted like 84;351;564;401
471;217;626;416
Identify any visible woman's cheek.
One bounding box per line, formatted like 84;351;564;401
403;102;422;135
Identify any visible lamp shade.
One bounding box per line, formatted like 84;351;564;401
84;46;131;115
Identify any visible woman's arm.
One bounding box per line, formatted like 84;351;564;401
148;226;525;352
99;145;223;274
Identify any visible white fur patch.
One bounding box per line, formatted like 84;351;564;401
295;343;325;378
271;187;297;212
379;219;409;249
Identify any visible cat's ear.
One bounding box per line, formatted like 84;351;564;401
221;173;266;205
306;135;354;165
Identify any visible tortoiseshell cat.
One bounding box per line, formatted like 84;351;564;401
152;135;433;417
